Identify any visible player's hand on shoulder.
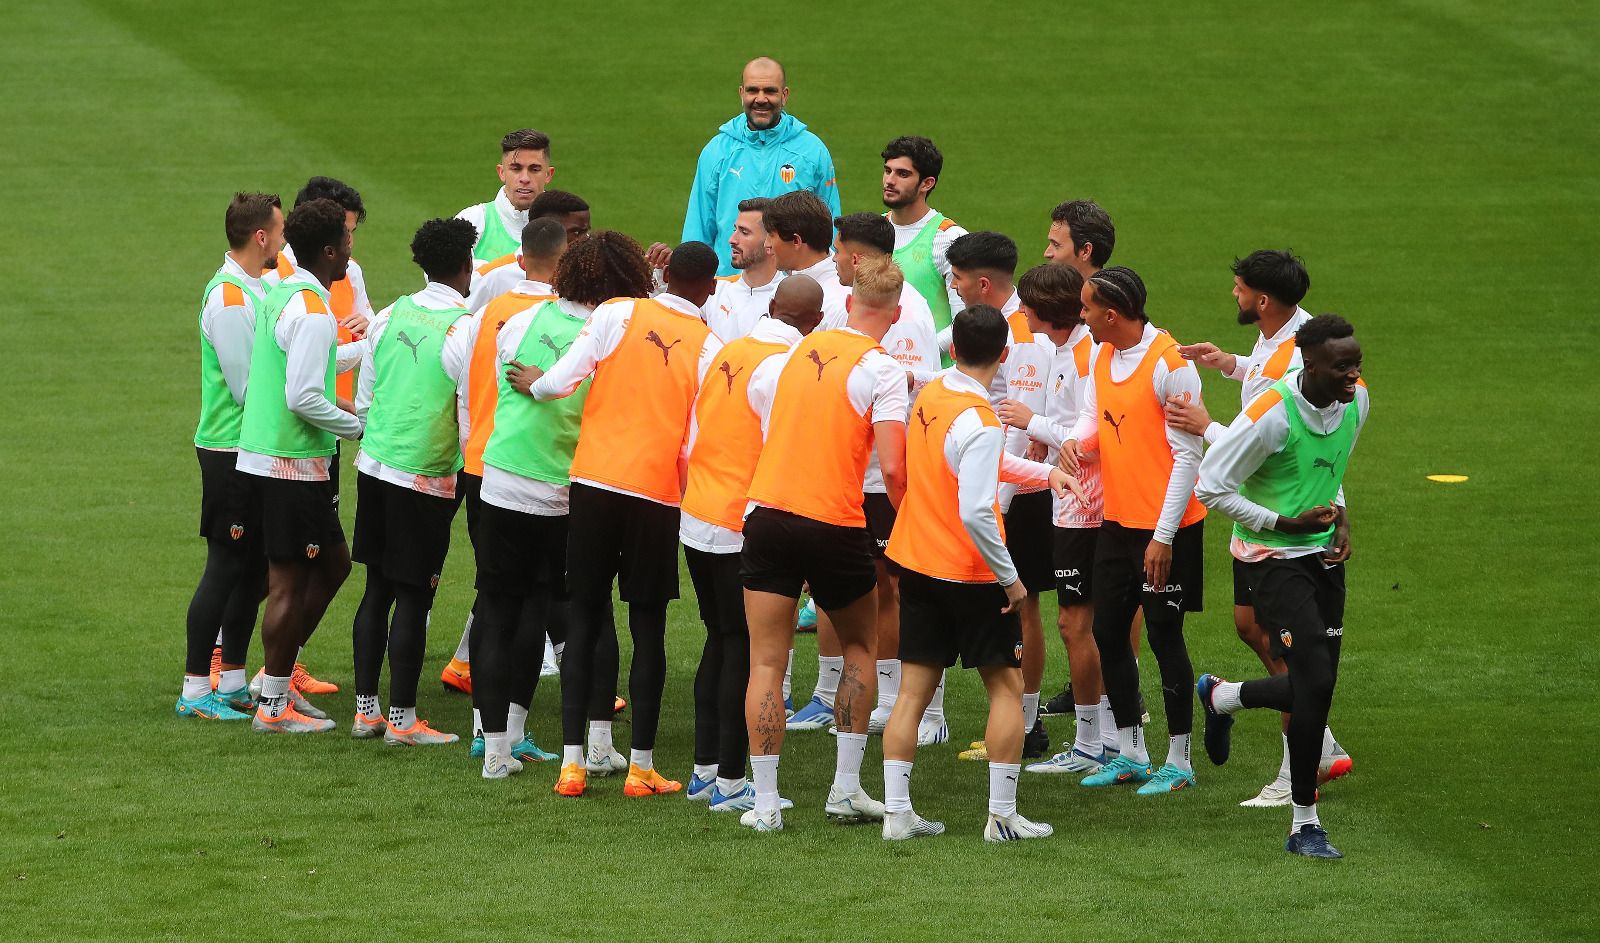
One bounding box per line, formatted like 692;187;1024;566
645;242;673;271
1177;342;1231;372
1164;395;1210;435
505;359;545;395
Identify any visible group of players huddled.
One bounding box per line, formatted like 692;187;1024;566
183;104;1367;860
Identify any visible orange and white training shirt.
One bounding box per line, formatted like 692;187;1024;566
466;252;533;315
1021;324;1104;529
1206;306;1312;444
460;279;556;476
264;246;372;394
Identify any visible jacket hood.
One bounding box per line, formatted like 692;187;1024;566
718;111;807;146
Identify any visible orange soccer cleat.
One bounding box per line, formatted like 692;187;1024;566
554;763;588;798
440;657;472;695
292;662;339;695
623;765;683;797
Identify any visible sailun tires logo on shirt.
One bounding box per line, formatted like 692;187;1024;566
779;164;796;184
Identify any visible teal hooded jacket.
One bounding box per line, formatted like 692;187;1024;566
681;112;840;275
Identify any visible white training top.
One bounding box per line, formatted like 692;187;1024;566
1206;307;1313;443
788;255;850;328
455;188;527;257
702;271;785;341
1022;324;1104;528
860;283;939;494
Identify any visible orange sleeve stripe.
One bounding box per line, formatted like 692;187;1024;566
301;292;328;315
716;274;739;282
937;218;957;231
1160;346;1186;372
1356;377;1367;388
1262;338;1297;379
220;282;245;307
1243;389;1283;423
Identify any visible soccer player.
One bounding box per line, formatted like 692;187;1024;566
236;198;362;733
683;57;840;275
440;219;566;697
506;237;720;798
881;304;1080;841
468;190;591;314
762;191;848;317
738;254;910;832
993;264;1120;773
347;218;475;746
680;275;825;808
1042;198;1115;280
1194;314;1367;859
457;129;555;263
881;136;967;349
472;235;640;778
1060;266;1206;794
701;197;783;341
180;192;283;721
945;232;1056;760
1166;250;1353;805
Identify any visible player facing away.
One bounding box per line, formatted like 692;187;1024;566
1166;249;1353;805
1194;314;1368;859
235;199;362;733
881;135;967;353
457;129;555;263
506;237;721;799
467;189;590;315
701;197;784;341
347;218;476;746
880;304;1082;842
1061;266;1207;794
179;192;284;721
738;254;911;832
680;276;825;810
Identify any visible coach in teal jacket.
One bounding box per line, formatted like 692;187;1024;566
682;57;841;275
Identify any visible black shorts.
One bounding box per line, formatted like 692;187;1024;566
1004;489;1055;592
897;568;1022;670
196;447;263;554
459;471;483;550
351;472;459;588
863;491;896;559
1052;526;1097;605
740;506;876;612
1092;519;1205;615
475;500;568;597
566;483;680;604
252;473;345;562
1233;557;1255;608
1247;554;1346;660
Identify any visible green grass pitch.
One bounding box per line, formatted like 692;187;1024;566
2;1;1596;940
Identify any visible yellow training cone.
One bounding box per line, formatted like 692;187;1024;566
1426;474;1469;483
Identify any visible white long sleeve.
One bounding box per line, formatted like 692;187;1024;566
206;301;254;405
528;299;626;399
1153;361;1205;543
281;299;360;440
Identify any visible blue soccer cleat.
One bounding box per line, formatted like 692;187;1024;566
796;598;817;631
510;736;557;763
786;695;834;731
1196;673;1235;766
687;773;716;802
1286;824;1344;859
1135;763;1197;795
1080;754;1154;787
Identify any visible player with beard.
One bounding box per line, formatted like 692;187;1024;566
701;197;783;340
881;136;966;358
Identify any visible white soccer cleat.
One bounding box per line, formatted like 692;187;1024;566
540;639;560;678
984;812;1054;842
739;808;784;832
882;810;945;841
289;689;328;720
867;705;892;735
482;752;524;780
1240;777;1294;808
1026;746;1108;774
916;718;949;747
825;786;885;822
248;669;264;698
586;745;629;776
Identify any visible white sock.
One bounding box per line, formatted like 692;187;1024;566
507;703;528;743
630;748;654;771
1073;704;1101;753
260;675;291;718
717;775;748;796
472;708;483;738
1167;733;1192;772
693;763;717;782
832;732;868;794
181;676;210;701
1213;680;1244;714
884;759;914;813
1022;691;1040;731
484;732;508;757
782;648;794;702
387;705;416;730
217;668;246;693
1277;734;1292;781
562;744;583;766
988;762;1021;817
1322;725;1338;756
588;720;614;755
816;655;843;708
1117;725;1149;764
752;754;781;814
923;671;947;723
1293;802;1320;830
1099;695;1118;750
875;659;900;711
355;694;380;718
453;615;473;663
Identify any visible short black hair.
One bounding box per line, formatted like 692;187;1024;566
224;192;280;249
1049;200;1115;267
951;304;1007;367
834;212;894;255
501;128;551;156
294;176;365;223
882;136;943;189
667;241;719;282
410;218;476;281
1296;313;1354;351
763;191;832;252
737;197;773;214
521;217;566;259
1087;266;1148;323
946;231;1018;277
1232;249;1310;307
530;189;588;218
1017;264;1084;329
282;198;347;263
552;230;653;307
